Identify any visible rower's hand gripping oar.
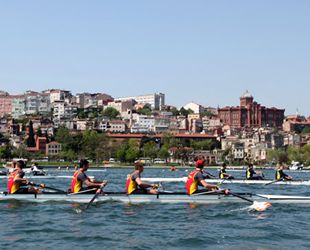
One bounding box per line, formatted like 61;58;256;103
223;189;272;211
29;182;66;193
85;184;106;210
262;177;284;186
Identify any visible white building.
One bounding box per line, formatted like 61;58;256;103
11;95;26;118
114;93;165;110
131;115;155;133
183;102;205;114
24;91;50;115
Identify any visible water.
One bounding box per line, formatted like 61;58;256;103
1;167;310;249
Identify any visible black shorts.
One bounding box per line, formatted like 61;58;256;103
130;189;148;194
14;188;29;194
247;176;263;180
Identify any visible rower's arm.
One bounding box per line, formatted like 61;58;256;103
254;171;263;175
135;177;155;189
200;180;219;190
84;179;107;188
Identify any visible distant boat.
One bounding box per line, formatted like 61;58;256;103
290;161;303;171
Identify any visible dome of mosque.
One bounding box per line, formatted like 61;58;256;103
240;90;253;98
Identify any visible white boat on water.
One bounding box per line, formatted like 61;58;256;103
0;191;310;204
141;177;310;185
290;161;303;171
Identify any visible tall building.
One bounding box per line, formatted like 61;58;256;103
217;90;285;128
114;93;165;110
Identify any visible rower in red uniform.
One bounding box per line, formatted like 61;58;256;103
127;161;158;194
186;160;219;195
7;160;42;194
71;159;107;193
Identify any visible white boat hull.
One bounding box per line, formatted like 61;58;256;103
1;192;310;204
142;177;310;185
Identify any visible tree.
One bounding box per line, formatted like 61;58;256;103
26;120;36;147
36;127;43;137
55;124;71;144
172;145;190;165
142;141;157;159
158;147;170;161
301;127;310;134
179;107;194;117
126;148;139;163
101;107;120;121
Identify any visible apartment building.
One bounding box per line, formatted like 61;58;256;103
114;93;165;110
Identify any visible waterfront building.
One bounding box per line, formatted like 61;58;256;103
218;90;285;128
46;141;62;156
11;95;26;118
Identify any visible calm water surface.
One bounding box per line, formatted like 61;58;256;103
0;167;310;250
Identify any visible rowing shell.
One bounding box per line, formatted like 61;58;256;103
141;177;310;185
1;192;310;204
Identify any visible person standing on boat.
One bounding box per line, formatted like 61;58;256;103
219;163;234;179
7;160;42;194
275;165;292;180
71;159;108;193
246;164;264;180
186;160;219;195
126;161;158;194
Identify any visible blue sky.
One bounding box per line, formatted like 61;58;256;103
0;1;309;116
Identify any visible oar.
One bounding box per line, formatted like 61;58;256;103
32;183;66;193
262;177;284;186
85;185;105;210
218;176;230;185
223;189;271;211
203;170;216;179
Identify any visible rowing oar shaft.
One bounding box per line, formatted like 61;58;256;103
33;184;66;193
224;189;272;211
85;185;105;210
225;190;254;204
262;177;284;186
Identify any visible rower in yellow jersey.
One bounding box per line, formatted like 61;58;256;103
186;160;219;195
275;165;292;180
219;163;234;179
71;159;107;193
7;160;42;194
126;161;158;194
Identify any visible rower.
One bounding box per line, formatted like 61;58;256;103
57;166;61;171
186;160;219;195
276;165;292;180
71;159;107;194
31;162;45;175
246;164;264;180
126;161;158;194
7;160;42;194
219;163;234;179
66;166;69;171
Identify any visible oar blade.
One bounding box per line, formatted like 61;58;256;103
251;201;272;211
